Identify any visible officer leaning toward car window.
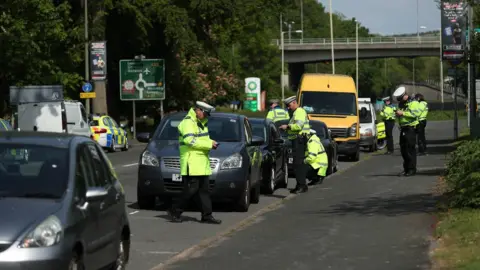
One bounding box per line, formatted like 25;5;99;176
305;129;329;186
393;87;422;177
380;96;397;155
414;93;428;155
266;99;289;122
279;96;311;193
167;101;221;224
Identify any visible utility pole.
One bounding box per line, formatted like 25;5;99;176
329;0;335;74
300;0;304;40
468;3;476;131
84;0;90;114
356;22;359;93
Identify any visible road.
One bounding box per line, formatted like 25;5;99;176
108;120;462;270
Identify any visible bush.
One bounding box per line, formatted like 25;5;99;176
445;139;480;207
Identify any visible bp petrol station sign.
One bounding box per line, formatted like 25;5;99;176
244;77;261;112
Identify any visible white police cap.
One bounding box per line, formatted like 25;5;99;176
283;96;296;105
269;99;280;104
309;129;316;134
392;86;406;98
195;101;215;114
382;96;391;101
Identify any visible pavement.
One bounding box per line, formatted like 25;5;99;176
105;120;463;270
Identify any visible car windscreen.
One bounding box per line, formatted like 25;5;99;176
0;144;69;199
157;116;241;142
89;120;100;126
359;108;373;123
300;91;357;116
250;122;266;140
275;120;327;139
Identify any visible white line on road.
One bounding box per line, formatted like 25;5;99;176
122;163;138;167
129;211;139;215
148;251;179;255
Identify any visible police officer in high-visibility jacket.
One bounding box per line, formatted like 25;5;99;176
167;101;221;224
279;96;311;193
380;96;396;154
305;129;329;185
266;99;289;122
415;93;428;155
393;87;422;177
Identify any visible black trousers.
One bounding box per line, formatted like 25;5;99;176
306;166;321;181
400;126;417;172
385;120;395;152
417;120;427;153
170;175;213;217
292;135;308;187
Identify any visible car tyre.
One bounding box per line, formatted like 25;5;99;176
251;183;260;204
278;161;289;189
110;237;129;270
327;155;334;175
109;136;117;153
68;252;84;270
121;138;129;152
262;166;276;195
349;149;360;162
236;178;250;212
137;187;156;210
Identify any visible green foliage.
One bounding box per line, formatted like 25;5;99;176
445;140;480;207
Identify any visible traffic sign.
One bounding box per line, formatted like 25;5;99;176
82;82;93;92
80;92;96;99
119;59;165;101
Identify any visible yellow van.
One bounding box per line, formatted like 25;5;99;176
297;73;361;161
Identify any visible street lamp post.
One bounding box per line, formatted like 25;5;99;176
84;0;90;114
281;29;303;105
329;0;335;74
356;22;359;93
416;0;419;41
300;0;304;40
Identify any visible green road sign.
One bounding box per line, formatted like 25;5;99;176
119;59;165;101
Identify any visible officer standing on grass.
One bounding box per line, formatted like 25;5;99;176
415;93;429;155
279;96;311;193
393;87;422;177
380;96;397;154
167;101;222;224
266;99;289;122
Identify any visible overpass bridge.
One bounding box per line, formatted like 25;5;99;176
273;36;442;90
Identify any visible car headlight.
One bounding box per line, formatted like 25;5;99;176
220;153;243;170
349;123;357;137
141;150;159;167
19;215;63;248
362;128;373;137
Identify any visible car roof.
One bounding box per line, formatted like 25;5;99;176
166;111;244;120
274;119;327;127
0;131;85;148
248;118;273;124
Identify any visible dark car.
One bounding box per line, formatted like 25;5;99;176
249;118;289;194
137;112;264;212
275;119;339;176
0;131;130;270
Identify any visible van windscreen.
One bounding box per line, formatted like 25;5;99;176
300;91;357;116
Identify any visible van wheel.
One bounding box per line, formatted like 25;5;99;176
349;149;360;162
236;179;250;212
109;136;117;153
122;138;129;152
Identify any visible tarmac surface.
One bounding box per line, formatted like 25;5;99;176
107;120;462;270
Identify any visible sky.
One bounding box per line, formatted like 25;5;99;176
317;0;441;35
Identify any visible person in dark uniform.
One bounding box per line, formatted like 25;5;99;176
393;87;422;177
379;96;397;154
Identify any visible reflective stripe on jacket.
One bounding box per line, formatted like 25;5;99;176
287;107;310;139
380;105;396;120
266;107;289;122
178;108;213;176
398;100;421;127
418;101;428;121
304;134;329;176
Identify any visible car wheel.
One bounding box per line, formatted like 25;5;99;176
327;155;334;175
251;183;260;204
349;149;360;162
136;187;156;210
236;178;250;212
111;238;128;270
263;166;276;195
68;252;84;270
109;136;117;153
278;161;289;189
121;138;129;152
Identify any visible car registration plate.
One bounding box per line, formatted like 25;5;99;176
288;158;293;164
172;174;182;182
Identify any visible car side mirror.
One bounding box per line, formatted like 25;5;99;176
273;138;285;144
120;123;126;129
136;132;151;143
251;136;264;146
86;187;108;202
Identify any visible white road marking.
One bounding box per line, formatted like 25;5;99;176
129;211;139;215
148;251;179;255
122;163;138;167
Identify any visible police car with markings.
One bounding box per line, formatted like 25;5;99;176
89;114;129;152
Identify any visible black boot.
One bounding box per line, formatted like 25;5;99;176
290;185;308;194
167;209;182;223
201;215;222;224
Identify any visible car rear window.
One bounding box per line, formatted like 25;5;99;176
0;144;69;199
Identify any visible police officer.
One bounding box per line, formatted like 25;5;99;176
266;99;289;122
415;93;428;155
167;101;221;224
305;129;329;185
279;96;310;193
380;96;396;154
393;87;422;176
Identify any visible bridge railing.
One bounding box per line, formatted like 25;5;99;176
271;36;441;46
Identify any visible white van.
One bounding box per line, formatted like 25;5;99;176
64;101;91;137
358;98;377;152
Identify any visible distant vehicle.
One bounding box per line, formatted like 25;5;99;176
64;101;91;137
358;98;378;152
275;119;338;176
90;114;129;152
298;73;360;161
248;118;289;194
137;112;263;212
0;131;130;270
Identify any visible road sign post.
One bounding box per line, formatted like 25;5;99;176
80;82;96;99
